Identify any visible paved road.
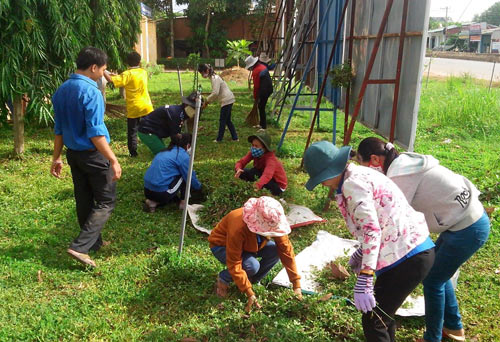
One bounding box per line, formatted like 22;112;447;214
424;57;500;81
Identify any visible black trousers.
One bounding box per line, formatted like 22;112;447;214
362;248;435;342
216;104;238;141
66;149;117;254
127;117;141;156
144;176;205;206
239;167;284;196
258;94;270;129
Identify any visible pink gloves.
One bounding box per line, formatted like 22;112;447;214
353;274;376;313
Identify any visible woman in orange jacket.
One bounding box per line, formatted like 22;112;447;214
208;196;301;312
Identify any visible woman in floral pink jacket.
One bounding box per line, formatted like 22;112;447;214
303;141;435;342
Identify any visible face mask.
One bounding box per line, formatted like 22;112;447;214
368;162;384;173
251;147;265;158
184;106;196;119
186;147;192;156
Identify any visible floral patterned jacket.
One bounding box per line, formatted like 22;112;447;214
335;164;429;271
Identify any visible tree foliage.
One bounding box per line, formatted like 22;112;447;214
226;40;252;68
473;2;500;26
0;0;141;125
176;0;252;57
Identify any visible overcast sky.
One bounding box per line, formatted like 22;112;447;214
174;1;499;23
427;0;496;22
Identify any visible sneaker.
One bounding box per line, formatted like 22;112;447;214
215;277;229;297
232;138;239;142
213;139;220;143
257;128;266;132
129;151;138;158
67;248;97;267
252;125;262;129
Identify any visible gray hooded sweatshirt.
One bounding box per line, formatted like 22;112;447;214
386;153;484;234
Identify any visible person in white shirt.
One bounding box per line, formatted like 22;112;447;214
198;64;238;143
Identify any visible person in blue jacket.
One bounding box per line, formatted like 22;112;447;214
143;133;203;212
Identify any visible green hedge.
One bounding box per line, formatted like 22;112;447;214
158;57;239;69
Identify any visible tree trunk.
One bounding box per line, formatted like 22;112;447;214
169;0;175;57
204;10;211;58
12;96;24;155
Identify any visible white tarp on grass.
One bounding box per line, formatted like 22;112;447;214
272;230;426;317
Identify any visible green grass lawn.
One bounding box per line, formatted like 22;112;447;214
0;71;498;341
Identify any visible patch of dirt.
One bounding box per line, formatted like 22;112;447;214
219;67;250;84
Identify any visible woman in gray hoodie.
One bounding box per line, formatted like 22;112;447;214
356;137;490;342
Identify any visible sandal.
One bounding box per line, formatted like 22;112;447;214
442;327;466;342
215;277;229;298
143;199;157;213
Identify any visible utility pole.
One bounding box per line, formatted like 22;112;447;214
441;6;449;47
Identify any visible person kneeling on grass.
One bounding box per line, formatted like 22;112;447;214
303;141;435;342
143;133;203;213
234;132;287;196
208;196;302;312
138;92;199;155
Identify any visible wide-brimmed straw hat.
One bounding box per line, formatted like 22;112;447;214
303;141;352;191
244;55;259;69
242;196;291;237
182;91;199;108
259;52;271;64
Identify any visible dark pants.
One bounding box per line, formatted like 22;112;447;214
258;95;270;129
144;175;205;206
239;168;284;196
216;104;238;141
211;240;280;284
362;248;435;342
127;117;140;156
66;149;117;254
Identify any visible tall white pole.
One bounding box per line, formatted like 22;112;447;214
145;17;150;63
178;91;202;255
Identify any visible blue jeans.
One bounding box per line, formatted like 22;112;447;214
211;240;279;284
216;104;238;141
423;212;490;342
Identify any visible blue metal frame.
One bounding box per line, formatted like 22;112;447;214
277;0;344;150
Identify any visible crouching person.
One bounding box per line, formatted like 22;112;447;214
208;196;301;312
234;132;287;196
143;133;203;212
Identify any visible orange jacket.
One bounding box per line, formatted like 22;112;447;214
208;208;301;297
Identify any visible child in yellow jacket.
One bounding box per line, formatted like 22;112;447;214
104;52;153;157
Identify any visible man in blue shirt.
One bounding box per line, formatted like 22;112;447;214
50;46;122;268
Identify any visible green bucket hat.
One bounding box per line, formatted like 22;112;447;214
248;132;272;151
303;141;352;191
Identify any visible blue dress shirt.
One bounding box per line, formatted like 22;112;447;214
53;73;110;151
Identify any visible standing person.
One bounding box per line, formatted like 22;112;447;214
303;141;435;342
208;196;302;312
104;51;153;157
258;52;276;71
245;55;273;131
138;92;198;155
198;64;238;143
51;46;122;268
356;137;490;342
143;133;203;213
234;132;287;196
